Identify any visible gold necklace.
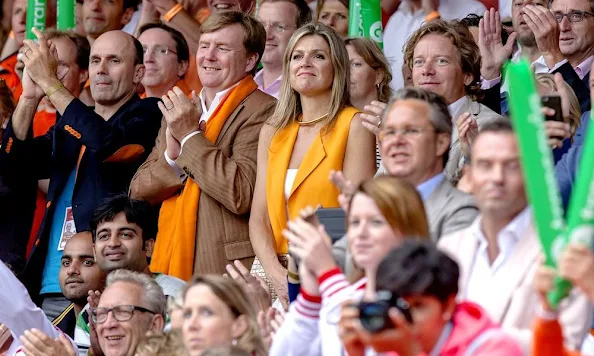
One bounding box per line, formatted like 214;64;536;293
297;113;329;126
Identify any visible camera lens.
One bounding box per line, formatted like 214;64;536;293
359;303;390;333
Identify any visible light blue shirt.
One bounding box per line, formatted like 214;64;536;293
41;169;76;295
416;172;445;201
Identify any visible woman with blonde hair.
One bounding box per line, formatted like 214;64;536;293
181;275;267;356
270;176;430;355
536;73;582;142
249;23;376;306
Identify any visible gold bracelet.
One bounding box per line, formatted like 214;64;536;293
45;83;64;97
163;3;184;22
425;11;440;22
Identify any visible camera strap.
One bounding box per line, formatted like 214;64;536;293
428;321;453;356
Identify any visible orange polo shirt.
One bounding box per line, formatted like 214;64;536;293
0;52;22;100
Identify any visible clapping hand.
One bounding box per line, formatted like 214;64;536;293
159;88;201;142
225;260;271;313
330;170;356;212
19;329;75;356
457;112;479;158
478;8;517;80
360;101;387;137
523;5;564;68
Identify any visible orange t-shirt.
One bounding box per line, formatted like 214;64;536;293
26;108;57;257
140;77;193;99
0;53;22;101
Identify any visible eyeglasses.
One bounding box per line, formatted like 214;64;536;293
91;305;155;324
260;21;294;33
142;45;178;57
554;10;594;23
379;127;436;141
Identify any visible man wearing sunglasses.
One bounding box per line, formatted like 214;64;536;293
93;269;165;356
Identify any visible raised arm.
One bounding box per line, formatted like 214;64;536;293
342;114;378;185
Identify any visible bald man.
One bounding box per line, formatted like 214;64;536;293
54;231;105;340
0;29;162;318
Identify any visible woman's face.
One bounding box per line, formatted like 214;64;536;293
347;193;403;270
318;0;349;38
289;35;334;97
182;284;244;356
347;44;380;107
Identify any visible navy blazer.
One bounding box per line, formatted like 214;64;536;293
0;95;161;300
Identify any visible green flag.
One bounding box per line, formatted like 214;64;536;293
505;59;566;270
57;0;76;30
348;0;383;48
26;0;47;40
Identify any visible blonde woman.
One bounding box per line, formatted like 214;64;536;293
249;23;376;306
181;275;267;356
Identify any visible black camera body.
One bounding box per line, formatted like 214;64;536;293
358;290;413;333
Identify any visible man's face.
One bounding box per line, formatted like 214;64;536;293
53;36;88;97
411;34;471;105
207;0;244;11
258;1;299;69
94;212;151;274
89;31;143;106
12;0;27;47
469;132;528;218
83;0;130;39
512;0;546;46
551;0;594;62
379;100;450;186
196;24;257;93
97;282;158;356
59;232;105;305
139;28;187;92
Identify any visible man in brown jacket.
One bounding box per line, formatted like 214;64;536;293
130;11;276;280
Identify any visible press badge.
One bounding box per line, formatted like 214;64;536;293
58;207;77;251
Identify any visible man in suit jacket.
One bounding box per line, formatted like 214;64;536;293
0;30;162;317
130;11;276;279
438;120;591;352
333;88;477;273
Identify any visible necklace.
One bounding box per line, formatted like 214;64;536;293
297;113;329;126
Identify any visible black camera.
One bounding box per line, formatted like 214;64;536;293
358;290;413;333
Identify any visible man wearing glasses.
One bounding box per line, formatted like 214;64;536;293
93;269;165;356
255;0;312;98
138;23;191;99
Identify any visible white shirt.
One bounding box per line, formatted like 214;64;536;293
0;260;78;355
384;0;487;90
465;207;532;307
164;82;241;180
254;69;282;99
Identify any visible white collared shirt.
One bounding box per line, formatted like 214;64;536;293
465;207;532;306
254;69;282;99
164;82;241;179
448;95;470;120
384;0;487;90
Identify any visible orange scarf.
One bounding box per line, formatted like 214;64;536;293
151;76;257;281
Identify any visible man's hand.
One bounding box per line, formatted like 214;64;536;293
165;127;182;160
87;290;104;356
523;5;565;69
19;329;75;356
559;244;594;301
146;0;178;14
534;258;556;312
479;9;517;80
158;87;201;142
544;119;570;149
457;112;479;157
21;28;61;91
21;68;45;101
360;101;387;137
225;260;271;313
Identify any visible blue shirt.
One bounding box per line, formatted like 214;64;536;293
417;172;445;201
41;170;76;295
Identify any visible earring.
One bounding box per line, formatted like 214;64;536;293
376;83;380;89
232;339;238;346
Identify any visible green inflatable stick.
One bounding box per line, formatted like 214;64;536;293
348;0;383;48
57;0;76;30
505;59;566;269
548;112;594;307
26;0;47;40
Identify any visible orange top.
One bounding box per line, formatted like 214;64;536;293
532;317;580;356
0;53;22;100
266;107;359;254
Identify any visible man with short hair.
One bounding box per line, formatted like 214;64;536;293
93;269;165;356
130;11;276;280
79;0;139;46
138;22;191;98
55;231;106;339
438;120;591;352
0;29;162;319
75;194;185;354
255;0;312;98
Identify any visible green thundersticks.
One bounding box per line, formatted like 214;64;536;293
26;0;47;40
57;0;76;30
348;0;383;48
